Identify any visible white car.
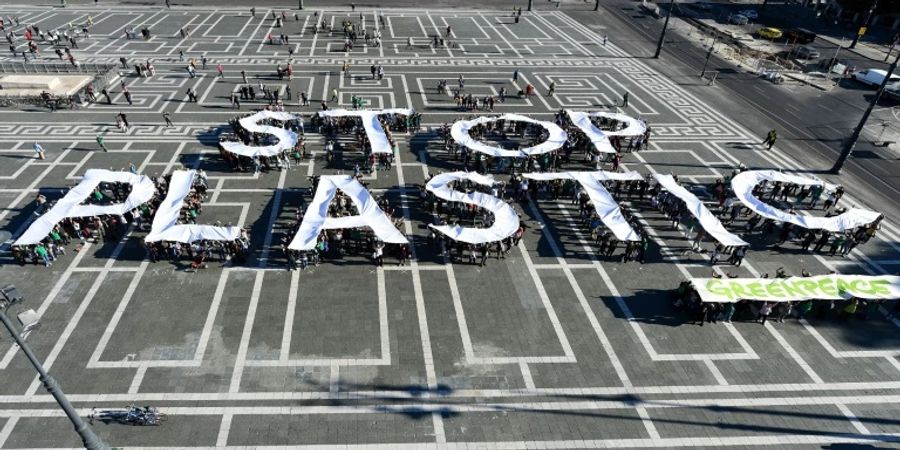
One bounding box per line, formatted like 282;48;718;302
738;9;758;20
853;69;900;87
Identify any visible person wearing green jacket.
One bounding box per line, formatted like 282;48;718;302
35;244;51;266
96;133;108;152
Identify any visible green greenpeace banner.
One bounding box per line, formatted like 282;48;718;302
694;275;900;303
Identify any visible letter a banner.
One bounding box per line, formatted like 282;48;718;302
693;275;900;303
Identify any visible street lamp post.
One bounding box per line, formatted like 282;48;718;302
849;0;879;49
0;287;109;450
832;36;844;64
654;0;675;59
831;50;900;174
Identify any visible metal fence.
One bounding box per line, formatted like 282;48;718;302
0;61;120;107
0;61;116;74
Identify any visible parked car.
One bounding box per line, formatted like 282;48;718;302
853;69;900;87
783;28;816;44
756;27;783;40
795;45;820;59
728;14;749;25
738;9;758;20
691;1;712;10
639;1;661;17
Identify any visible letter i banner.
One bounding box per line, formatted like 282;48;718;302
694;275;900;303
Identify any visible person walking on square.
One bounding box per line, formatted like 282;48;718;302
163;111;173;127
512;68;519;83
603;34;608;45
547;81;556;96
331;88;338;102
201;55;207;69
621;91;629;108
241;69;248;84
101;87;112;104
33;142;45;160
762;129;777;149
123;87;133;105
216;63;224;78
96;132;108;152
398;244;409;266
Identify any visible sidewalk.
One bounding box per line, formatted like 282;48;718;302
817;34;893;63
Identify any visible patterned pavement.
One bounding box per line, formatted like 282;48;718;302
0;5;899;449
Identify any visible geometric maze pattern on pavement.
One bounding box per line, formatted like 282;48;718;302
0;5;898;449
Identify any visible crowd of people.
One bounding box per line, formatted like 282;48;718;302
280;175;409;270
323;14;384;50
421;175;525;266
435;110;654;177
312;110;419;172
5;16;88;65
142;171;250;268
675;271;900;326
218;110;308;172
554;109;653;160
521;174;654;263
11;169;249;270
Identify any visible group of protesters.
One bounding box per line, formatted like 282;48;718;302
663;168;885;264
9;190;125;267
10;168;250;269
554;109;653;157
143;171;250;268
280;175;409;269
736;178;882;257
312;110;419;173
675;272;900;326
436;114;652;177
218;110;308;172
647;169;883;266
420;175;524;266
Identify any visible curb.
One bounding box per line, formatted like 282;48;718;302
781;72;834;91
817;35;889;64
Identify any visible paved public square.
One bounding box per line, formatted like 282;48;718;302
0;2;899;449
